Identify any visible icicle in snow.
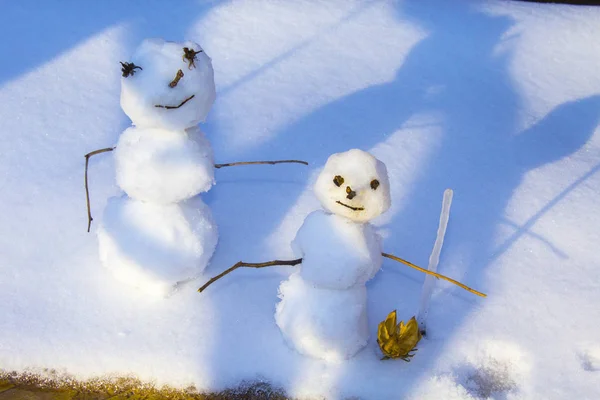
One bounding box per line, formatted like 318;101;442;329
417;188;453;335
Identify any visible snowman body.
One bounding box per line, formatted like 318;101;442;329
97;39;218;296
275;149;391;360
276;210;383;361
292;210;382;289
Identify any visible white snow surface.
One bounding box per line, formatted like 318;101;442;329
1;1;600;399
120;38;216;130
275;272;369;362
115;126;214;203
98;196;218;297
293;210;382;289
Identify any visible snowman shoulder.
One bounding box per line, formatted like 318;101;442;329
295;210;332;239
185;126;215;163
117;126;141;142
291;210;332;255
363;222;383;245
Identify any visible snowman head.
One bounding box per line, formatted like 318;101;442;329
120;38;216;130
315;149;391;223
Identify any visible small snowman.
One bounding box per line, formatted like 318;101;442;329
198;149;485;361
97;39;218;296
86;39;307;296
274;149;390;361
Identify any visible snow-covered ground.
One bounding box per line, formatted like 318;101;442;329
1;0;600;398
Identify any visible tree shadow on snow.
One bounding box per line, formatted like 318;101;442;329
0;0;217;89
202;1;600;398
21;0;597;396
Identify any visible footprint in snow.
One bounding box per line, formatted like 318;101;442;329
454;341;529;400
579;345;600;372
460;358;517;399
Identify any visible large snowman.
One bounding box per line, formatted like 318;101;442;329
275;149;391;361
97;39;218;296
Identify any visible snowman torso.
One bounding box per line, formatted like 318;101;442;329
276;211;382;361
115;126;214;204
293;210;382;290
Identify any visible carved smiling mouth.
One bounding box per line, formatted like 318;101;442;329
336;201;364;211
155;94;195;110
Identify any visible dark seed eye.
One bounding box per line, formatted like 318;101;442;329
120;61;142;78
370;179;380;190
183;47;203;69
333;175;344;187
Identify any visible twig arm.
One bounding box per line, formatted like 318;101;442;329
198;258;303;293
85;147;116;159
382;252;486;298
214;160;308;168
84;147;115;232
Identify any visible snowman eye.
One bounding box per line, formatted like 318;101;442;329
333;175;344;187
370;179;380;190
120;61;142;78
182;47;203;69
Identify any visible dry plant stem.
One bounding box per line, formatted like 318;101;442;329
214;160;308;168
83;147;305;232
85;147;115;232
198;254;485;296
382;252;487;298
198;258;303;293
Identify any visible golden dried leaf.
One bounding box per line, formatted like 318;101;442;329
378;309;396;344
384;310;397;335
377;311;422;361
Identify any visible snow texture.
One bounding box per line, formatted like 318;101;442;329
293;210;382;289
2;0;600;399
275;272;369;362
314;149;391;223
121;38;216;130
115;126;214;204
98;196;217;297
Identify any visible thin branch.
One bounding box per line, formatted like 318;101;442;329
85;147;115;232
214;160;308;168
85;147;115;158
336;200;364;211
198;258;303;293
198;254;486;297
382;252;487;298
155;94;195;109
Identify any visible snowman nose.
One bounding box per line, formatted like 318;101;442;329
346;186;356;200
169;69;184;88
